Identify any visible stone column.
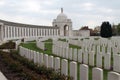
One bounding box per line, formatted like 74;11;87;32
27;28;30;37
41;28;42;36
4;26;7;39
46;29;48;36
16;27;18;38
49;29;51;36
30;28;32;37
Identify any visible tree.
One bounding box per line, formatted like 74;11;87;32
100;21;112;38
117;23;120;35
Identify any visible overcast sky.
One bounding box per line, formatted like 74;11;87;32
0;0;120;29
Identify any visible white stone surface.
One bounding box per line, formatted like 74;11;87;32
61;59;68;75
48;56;54;68
113;54;120;73
108;72;120;80
89;51;95;66
78;49;83;63
0;71;7;80
104;53;111;70
92;67;103;80
96;53;103;68
69;48;73;60
80;64;88;80
54;57;60;70
70;61;77;80
73;49;78;61
83;52;88;64
39;53;43;65
44;54;48;67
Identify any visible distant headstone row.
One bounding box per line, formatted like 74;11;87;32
52;38;120;73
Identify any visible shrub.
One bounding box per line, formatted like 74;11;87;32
0;40;16;49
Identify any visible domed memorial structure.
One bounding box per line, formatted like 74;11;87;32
0;8;90;42
53;8;72;36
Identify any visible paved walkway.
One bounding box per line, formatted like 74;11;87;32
0;71;7;80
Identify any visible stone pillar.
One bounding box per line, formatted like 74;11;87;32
16;27;18;38
35;28;37;37
19;27;21;37
56;29;58;36
45;29;48;36
41;28;43;36
48;29;50;36
51;29;53;36
37;28;39;36
30;28;32;37
10;26;12;38
4;26;7;39
0;24;4;41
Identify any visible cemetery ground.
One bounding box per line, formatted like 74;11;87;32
20;38;110;80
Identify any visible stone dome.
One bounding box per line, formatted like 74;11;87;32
56;8;68;20
57;13;67;20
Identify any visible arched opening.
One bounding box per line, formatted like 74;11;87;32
64;25;69;36
55;25;57;27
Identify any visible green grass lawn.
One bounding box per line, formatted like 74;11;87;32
58;38;67;42
20;39;109;80
69;44;81;49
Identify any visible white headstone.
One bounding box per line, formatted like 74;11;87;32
69;48;73;60
44;54;48;67
89;51;95;66
108;72;120;80
113;54;120;73
83;51;88;64
33;51;37;63
39;53;43;65
36;52;39;64
48;56;54;68
73;49;78;61
54;57;60;70
80;64;88;80
61;59;68;75
70;61;77;80
66;47;69;59
92;67;103;80
96;53;103;68
78;49;83;63
104;53;111;70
